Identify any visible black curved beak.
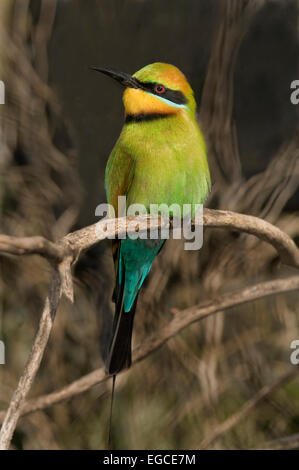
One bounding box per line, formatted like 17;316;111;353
90;66;139;89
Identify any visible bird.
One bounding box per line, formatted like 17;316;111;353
92;63;211;375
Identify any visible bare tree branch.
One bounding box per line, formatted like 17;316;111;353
0;234;66;262
1;209;298;267
0;275;298;424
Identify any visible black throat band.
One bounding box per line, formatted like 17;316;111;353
125;113;173;124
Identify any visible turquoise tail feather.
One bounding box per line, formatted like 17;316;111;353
119;238;164;312
106;238;164;374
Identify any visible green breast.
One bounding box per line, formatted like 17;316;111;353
105;113;211;218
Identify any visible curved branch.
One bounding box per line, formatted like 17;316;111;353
202;209;299;267
1;275;298;422
66;210;299;268
1;209;298;267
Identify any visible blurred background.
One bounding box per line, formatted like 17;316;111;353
0;0;299;450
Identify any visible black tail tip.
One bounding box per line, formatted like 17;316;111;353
105;354;131;376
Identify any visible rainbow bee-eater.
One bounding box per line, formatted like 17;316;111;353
92;63;211;375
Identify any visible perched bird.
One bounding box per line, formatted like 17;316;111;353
92;63;211;375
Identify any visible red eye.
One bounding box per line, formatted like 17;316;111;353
155;84;165;94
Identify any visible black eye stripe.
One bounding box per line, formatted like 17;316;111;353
135;79;188;105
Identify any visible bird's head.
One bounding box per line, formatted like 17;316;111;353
91;62;196;118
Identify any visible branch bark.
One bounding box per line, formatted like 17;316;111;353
1;209;298;267
0;234;66;262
